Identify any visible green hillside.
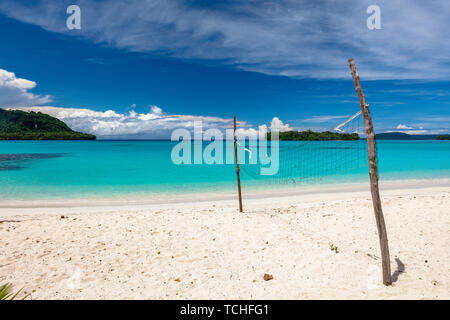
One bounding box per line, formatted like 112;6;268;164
0;108;96;140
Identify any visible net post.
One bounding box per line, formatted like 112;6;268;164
348;58;392;286
234;116;243;212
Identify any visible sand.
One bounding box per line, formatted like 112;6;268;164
0;181;449;300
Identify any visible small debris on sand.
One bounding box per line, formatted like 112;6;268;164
264;274;273;281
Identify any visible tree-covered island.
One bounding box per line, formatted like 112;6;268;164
0;108;96;140
266;130;360;141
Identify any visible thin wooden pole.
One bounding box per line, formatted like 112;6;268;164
233;116;243;212
348;58;392;286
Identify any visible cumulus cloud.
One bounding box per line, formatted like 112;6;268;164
396;124;414;130
150;105;162;115
235;124;269;140
1;0;449;79
0;68;51;107
1;64;293;139
0;69;36;89
270;117;292;132
390;123;449;135
9;106;252;139
8;106;292;139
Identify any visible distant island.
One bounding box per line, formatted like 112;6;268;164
0;108;96;140
267;130;359;141
375;132;449;140
266;130;450;141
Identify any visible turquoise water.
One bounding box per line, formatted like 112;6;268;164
0;140;449;200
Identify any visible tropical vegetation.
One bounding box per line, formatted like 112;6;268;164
0;108;96;140
267;130;359;141
0;283;30;300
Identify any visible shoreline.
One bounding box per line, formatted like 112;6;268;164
1;178;449;212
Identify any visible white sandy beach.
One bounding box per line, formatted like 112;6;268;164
0;180;449;300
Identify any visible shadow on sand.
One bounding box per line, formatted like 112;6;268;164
392;258;405;283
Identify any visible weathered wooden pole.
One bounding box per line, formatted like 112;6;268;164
233;116;243;212
348;58;392;285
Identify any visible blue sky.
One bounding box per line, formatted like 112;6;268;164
0;0;449;138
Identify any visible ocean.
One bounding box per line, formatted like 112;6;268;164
0;140;449;200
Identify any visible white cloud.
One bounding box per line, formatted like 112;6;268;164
8;106;251;139
235;128;259;139
403;130;429;135
0;68;51;107
8;105;292;139
403;129;450;135
388;123;449;135
0;69;36;89
396;124;413;130
270;117;292;132
1;0;449;79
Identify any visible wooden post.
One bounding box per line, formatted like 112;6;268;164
233;116;243;212
348;58;392;285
